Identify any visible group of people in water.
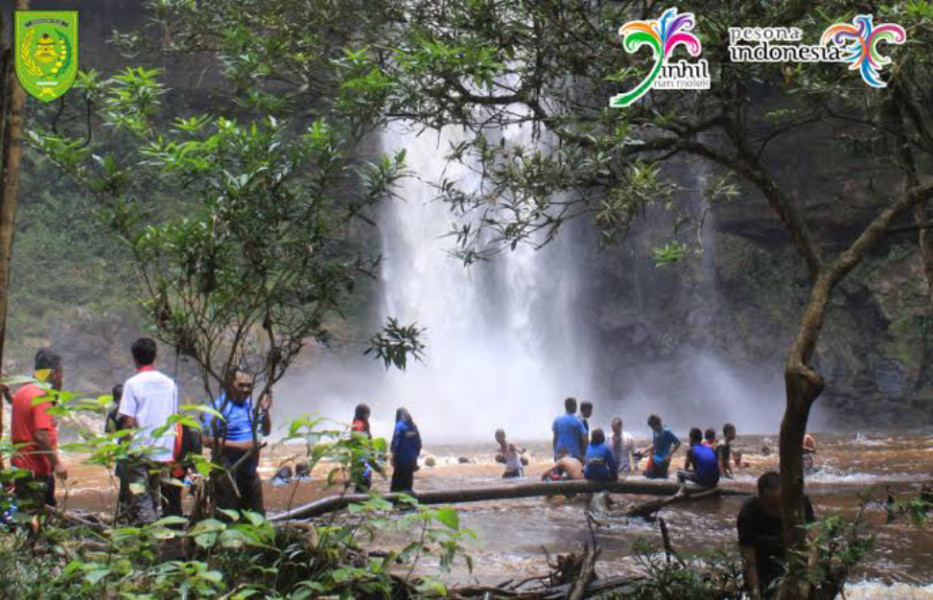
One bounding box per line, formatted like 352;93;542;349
531;396;740;489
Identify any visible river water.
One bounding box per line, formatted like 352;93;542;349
61;431;933;598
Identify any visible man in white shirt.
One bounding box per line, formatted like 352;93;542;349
610;416;635;475
118;337;178;524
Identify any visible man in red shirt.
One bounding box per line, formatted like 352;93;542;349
11;348;67;510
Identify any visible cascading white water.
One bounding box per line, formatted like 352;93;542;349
376;123;593;442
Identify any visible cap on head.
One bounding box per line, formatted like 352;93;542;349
34;347;62;373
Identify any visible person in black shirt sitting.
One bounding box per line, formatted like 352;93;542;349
737;471;815;598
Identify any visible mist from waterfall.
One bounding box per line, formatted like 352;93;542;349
374;124;594;442
274;129;794;442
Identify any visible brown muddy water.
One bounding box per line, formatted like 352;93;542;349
59;432;933;598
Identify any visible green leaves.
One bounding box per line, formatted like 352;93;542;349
434;507;459;530
652;240;690;267
365;317;426;370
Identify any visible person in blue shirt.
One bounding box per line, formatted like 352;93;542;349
552;397;587;460
390;408;422;493
201;370;273;515
677;427;720;488
639;414;681;479
584;428;618;481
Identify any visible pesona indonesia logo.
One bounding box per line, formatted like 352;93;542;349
728;14;906;88
821;15;907;88
610;7;710;108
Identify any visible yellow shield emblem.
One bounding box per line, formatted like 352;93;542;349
15;11;78;102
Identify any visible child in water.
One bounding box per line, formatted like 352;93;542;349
495;428;523;478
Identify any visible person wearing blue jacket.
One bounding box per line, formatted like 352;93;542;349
583;429;618;481
390;408;422;493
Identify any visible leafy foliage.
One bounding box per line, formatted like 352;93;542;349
33;65;423;402
0;380;473;599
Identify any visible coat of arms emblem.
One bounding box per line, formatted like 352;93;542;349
15;11;78;102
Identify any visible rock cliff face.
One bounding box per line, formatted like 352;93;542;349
580;116;932;430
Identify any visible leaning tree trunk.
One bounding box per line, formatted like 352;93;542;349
0;0;29;374
777;181;933;600
778;275;830;600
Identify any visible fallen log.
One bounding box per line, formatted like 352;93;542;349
624;486;720;520
270;477;750;521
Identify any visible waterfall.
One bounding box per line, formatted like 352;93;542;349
376;124;593;442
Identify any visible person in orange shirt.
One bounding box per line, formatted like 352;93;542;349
10;349;67;511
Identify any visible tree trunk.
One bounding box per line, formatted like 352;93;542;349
0;0;30;374
778;274;830;600
270;478;751;521
777;181;933;600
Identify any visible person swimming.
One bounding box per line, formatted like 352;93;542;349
271;465;293;487
803;433;817;475
495;428;523;479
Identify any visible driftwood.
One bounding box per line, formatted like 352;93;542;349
271;478;750;521
567;544;600;600
624;486;720;520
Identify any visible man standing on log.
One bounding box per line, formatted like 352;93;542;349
640;414;680;479
552;397;586;460
738;471;815;598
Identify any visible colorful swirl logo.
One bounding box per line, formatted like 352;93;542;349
821;15;906;88
611;7;703;107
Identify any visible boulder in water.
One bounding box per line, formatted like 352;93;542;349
761;445;771;456
424;455;437;468
458;456;471;464
295;462;311;480
520;454;529;466
271;465;293;486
